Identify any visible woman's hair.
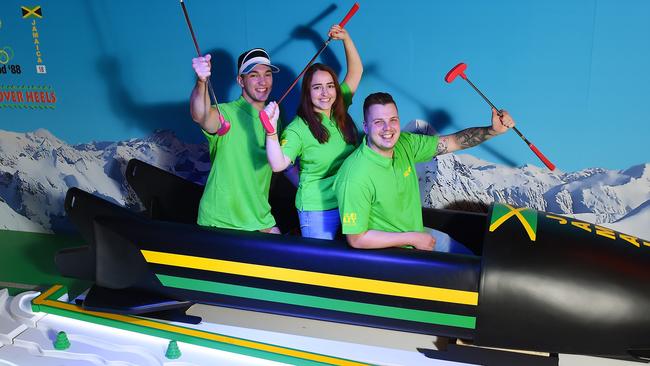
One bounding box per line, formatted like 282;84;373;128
296;63;358;145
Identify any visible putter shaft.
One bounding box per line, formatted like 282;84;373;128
180;0;223;119
463;77;530;144
277;38;332;104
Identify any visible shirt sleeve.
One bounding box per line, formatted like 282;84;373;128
335;176;372;235
402;132;440;163
340;82;353;109
280;121;303;163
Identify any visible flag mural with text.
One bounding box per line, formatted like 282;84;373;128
0;4;56;110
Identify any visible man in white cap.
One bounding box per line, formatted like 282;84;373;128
190;48;282;233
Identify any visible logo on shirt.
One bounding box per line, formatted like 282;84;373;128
403;166;412;177
280;139;288;146
342;212;357;225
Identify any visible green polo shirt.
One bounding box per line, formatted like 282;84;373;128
334;132;440;234
197;97;276;231
280;83;356;211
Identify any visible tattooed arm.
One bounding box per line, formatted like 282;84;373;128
436;126;498;154
436;109;515;155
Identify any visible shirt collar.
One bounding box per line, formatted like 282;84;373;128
234;96;260;118
319;112;336;126
360;136;392;168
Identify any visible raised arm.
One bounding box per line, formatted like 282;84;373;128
329;25;362;94
189;54;222;134
436;109;515;155
346;230;435;251
264;102;293;172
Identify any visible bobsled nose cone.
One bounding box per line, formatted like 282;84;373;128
476;206;650;358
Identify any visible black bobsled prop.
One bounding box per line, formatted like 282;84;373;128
56;159;650;362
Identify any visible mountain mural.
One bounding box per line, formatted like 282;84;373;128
0;129;209;233
1;129;648;240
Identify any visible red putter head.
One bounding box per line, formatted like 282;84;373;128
216;114;231;136
445;62;468;83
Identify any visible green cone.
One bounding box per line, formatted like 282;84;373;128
54;331;70;350
165;340;181;359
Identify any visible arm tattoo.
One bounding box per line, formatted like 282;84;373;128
436;138;449;155
455;127;496;149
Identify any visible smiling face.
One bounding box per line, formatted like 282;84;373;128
363;102;401;157
309;70;337;117
238;64;273;108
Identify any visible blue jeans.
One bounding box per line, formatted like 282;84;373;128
426;227;474;255
298;209;340;240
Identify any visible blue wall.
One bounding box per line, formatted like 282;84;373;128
1;0;649;171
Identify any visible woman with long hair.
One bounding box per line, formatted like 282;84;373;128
263;24;362;239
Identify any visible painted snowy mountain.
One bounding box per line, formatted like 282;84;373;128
418;154;650;239
603;199;650;237
0;129;648;240
0;129;210;233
